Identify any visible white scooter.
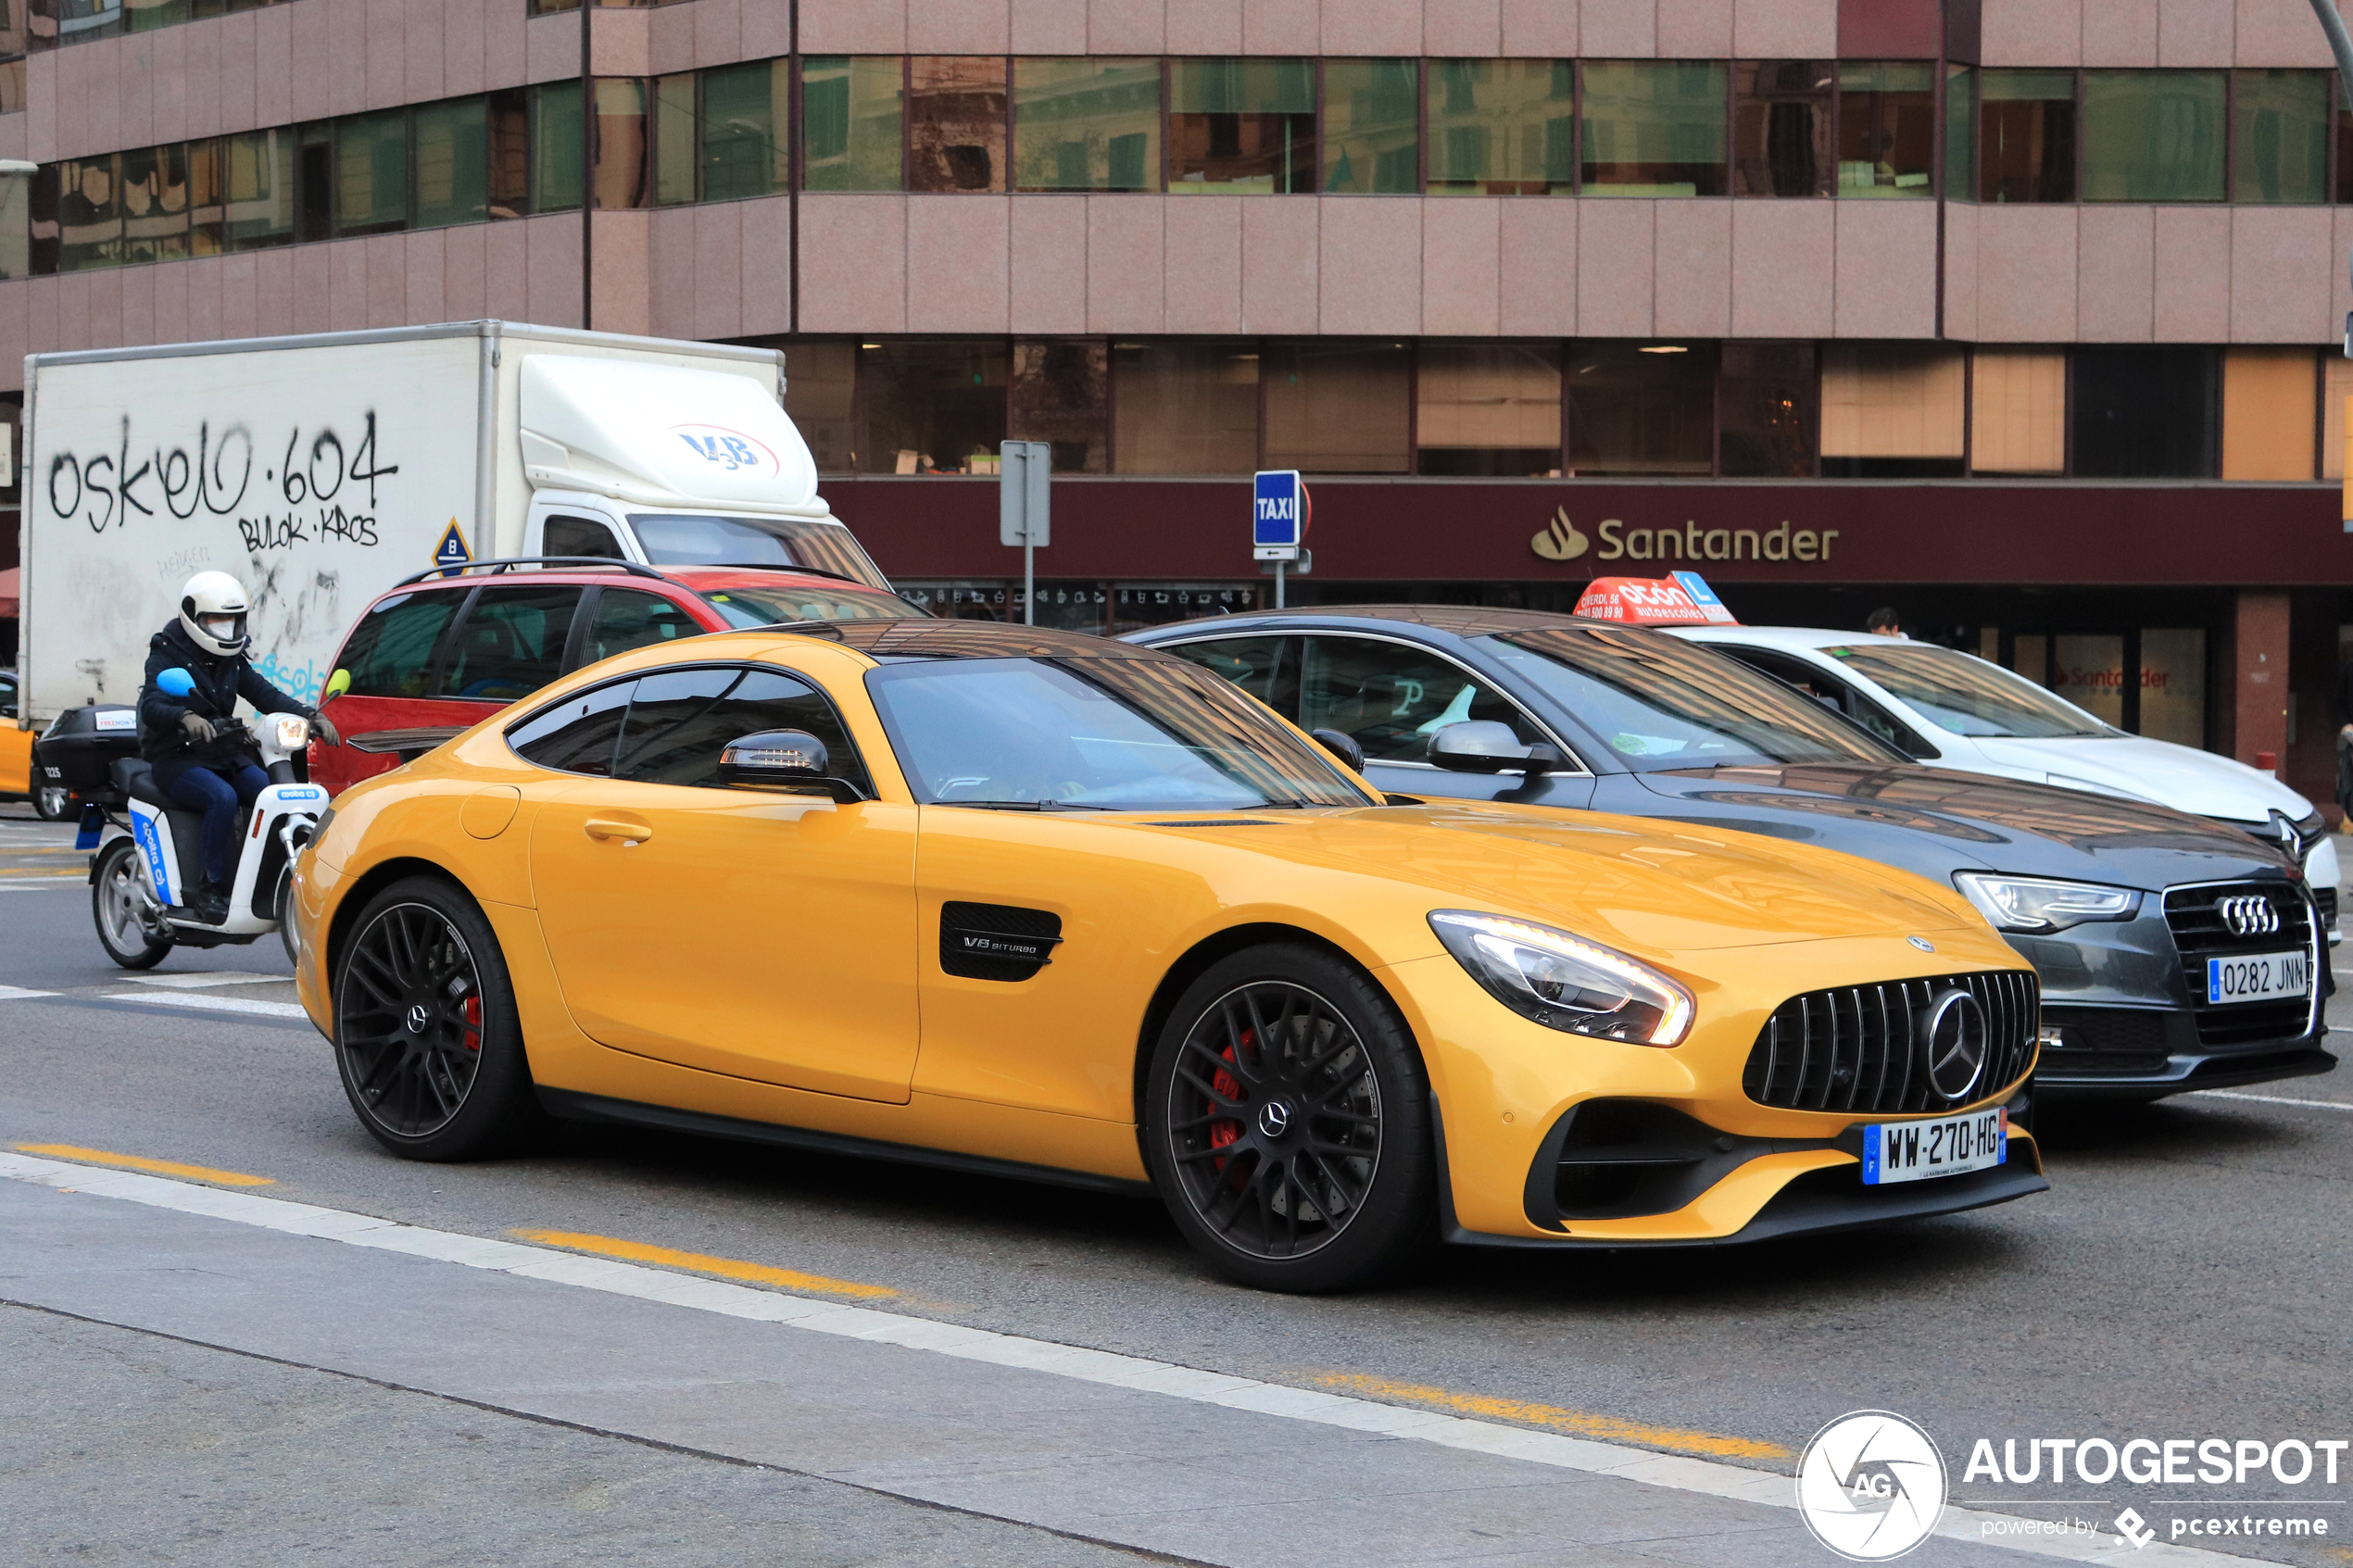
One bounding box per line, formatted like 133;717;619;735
87;668;326;970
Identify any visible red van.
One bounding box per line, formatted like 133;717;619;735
310;559;927;796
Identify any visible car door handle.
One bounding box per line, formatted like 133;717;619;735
584;815;652;845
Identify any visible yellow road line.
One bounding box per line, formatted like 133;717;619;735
510;1229;897;1301
1311;1372;1789;1461
16;1142;275;1187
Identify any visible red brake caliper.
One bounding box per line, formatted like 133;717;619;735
1208;1029;1252;1186
461;996;483;1053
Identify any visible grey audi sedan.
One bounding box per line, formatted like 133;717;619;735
1128;605;2332;1102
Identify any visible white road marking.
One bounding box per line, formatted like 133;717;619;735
0;879;76;890
103;991;308;1020
0;985;58;1000
2189;1089;2353;1113
0;1150;2242;1568
122;971;293;990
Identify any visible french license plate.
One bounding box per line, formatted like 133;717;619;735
1862;1110;2007;1186
2206;949;2310;1006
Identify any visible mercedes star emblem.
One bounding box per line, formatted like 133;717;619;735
1919;989;1990;1102
1256;1100;1293;1138
406;1003;431;1035
1907;936;1935;953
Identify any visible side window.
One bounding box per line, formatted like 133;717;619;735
611;666;873;794
435;585;585;702
1163;636;1293;716
508;679;635;776
1725;647;1925;757
545;514;623;559
335;591;462;699
1298;636;1548;764
582;588;703;667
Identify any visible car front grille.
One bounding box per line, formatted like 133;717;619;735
1743;970;2039;1115
2163;882;2317;1047
2316;886;2338;933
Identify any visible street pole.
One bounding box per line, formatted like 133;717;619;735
1274;560;1285;609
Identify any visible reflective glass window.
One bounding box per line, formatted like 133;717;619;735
531;80;585;213
2233;69;2329;204
591;78;648;210
1566;343;1713;477
1837;60;1934;196
2082;69;2223;202
335;107;409;235
910;56;1008;193
1321;58;1419;194
861;340;1010;475
803;56;903;193
1979;69;2074;203
336;591;460;700
223;128;293;248
1264;342;1412;474
651;72;696;206
1581;60;1726;196
1298;636;1548;765
413;96;490;228
1168;56;1315;194
435;585;585;703
701;59;792;201
2070;345;2218;479
1732;59;1831;197
1111;341;1260;474
1418;345;1562;476
1718;342;1817;479
1013;57;1162;192
1429;57;1574;194
1010;339;1110;474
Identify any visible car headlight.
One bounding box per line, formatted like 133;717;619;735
1953;872;2141;933
1428;910;1694;1046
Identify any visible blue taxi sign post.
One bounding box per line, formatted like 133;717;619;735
1252;470;1310;608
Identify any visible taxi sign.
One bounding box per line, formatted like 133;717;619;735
1253;470;1310;560
1574;573;1740;627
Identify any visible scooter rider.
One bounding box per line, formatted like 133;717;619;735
138;571;341;922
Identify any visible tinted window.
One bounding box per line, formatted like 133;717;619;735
435;586;584;702
336;591;461;699
508;678;635;776
1297;635;1548;764
626;513;890;588
1164;635;1290;712
1824;644;2110;739
584;588;703;665
545;514;623;559
698;584;927;626
1486;625;1902;771
611;666;871;793
1721;646;1926;756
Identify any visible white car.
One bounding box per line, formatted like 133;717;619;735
1669;626;2341;938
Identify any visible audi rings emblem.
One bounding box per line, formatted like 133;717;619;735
2218;895;2281;939
1919;989;1991;1102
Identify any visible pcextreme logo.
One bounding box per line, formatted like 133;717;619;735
1529;508;1840;565
1796;1411;1948;1561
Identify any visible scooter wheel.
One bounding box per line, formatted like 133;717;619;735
92;838;173;971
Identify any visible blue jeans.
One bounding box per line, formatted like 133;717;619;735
162;762;269;886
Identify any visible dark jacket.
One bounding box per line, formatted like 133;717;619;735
138;620;313;770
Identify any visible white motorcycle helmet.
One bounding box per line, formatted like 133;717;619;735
179;571;251;659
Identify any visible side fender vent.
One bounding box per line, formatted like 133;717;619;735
940;901;1063;982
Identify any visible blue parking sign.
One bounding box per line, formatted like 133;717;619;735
1253;470;1307;549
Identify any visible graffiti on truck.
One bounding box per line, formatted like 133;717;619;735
46;411;401;552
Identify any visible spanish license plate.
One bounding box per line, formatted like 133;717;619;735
2206;949;2310;1006
1861;1110;2007;1186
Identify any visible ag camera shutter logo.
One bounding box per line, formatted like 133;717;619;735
1796;1411;1949;1560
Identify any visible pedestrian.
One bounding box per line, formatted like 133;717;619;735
1866;608;1906;639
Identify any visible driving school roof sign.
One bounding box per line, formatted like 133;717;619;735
1574;574;1740;627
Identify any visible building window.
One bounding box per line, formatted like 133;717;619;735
1566;342;1710;476
2082;69;2223;202
1421;344;1563;475
1837;61;1934;196
1263;342;1412;473
56;153;120;271
781;341;857;475
1820;343;1965;478
591;80;648;210
702;60;791;201
860;340;1009;475
803;56;903;193
1718;343;1817;478
335;107;409;235
1013;57;1162;192
2137;629;2208;748
1978;69;2074;202
910;56;1008;193
2070;345;2218;478
414;97;490;228
1429;58;1574;195
651;73;697;207
1581;60;1724;196
2220;346;2318;481
1944;65;1974;201
2232;69;2329;205
532;81;585;214
1732;60;1831;197
223;128;293;248
1322;58;1419;194
2327;357;2353;479
1111;341;1259;473
120;143;191;262
1969;348;2066;475
1169;57;1315;194
1009;339;1109;473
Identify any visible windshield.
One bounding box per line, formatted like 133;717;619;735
1487;626;1904;771
1824;645;2110;738
699;584;925;627
867;656;1374;811
628;513;890;588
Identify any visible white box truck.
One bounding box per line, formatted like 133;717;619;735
15;320;882;724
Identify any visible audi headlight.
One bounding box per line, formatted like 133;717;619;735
1428;911;1694;1046
1953;873;2140;933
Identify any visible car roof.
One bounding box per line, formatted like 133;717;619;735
1139;604;1617;641
377;564;874;601
829;620;1174;661
1671;625;1909;652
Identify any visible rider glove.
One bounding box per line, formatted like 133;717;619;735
308;713;342;748
180;711;217;744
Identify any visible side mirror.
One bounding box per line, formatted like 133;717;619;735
157;668;197;697
718;730;864;802
1428;721;1566;776
323;668;352;702
1310;727;1365;773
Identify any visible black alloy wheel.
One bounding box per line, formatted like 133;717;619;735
333;876;544;1160
1146;944;1435;1293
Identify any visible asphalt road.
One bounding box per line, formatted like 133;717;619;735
6;803;2352;1564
